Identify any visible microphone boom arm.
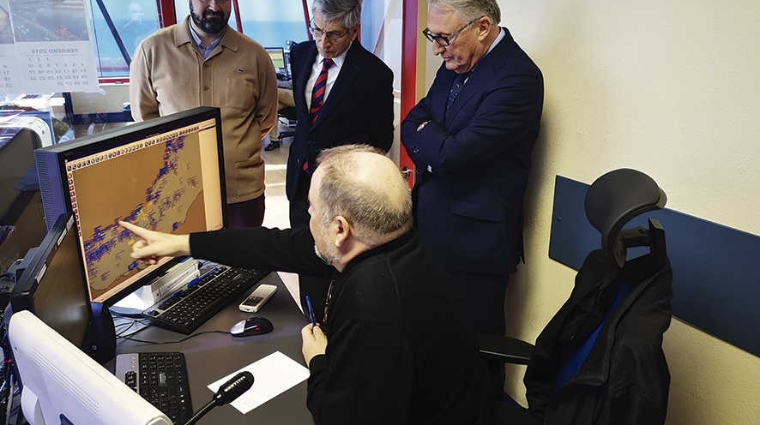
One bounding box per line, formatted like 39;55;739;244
182;371;254;425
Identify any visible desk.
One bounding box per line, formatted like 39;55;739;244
116;272;315;425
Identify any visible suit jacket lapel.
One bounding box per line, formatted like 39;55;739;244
445;70;483;122
297;44;318;119
433;70;456;123
445;28;514;123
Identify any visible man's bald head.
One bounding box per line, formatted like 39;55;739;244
314;145;412;243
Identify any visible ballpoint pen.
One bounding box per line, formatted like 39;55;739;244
305;295;316;326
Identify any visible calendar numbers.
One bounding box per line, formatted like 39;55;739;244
25;52;93;88
0;62;13;91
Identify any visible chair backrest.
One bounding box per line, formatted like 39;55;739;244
522;168;673;425
584;168;667;267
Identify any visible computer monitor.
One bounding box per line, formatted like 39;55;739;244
8;310;171;425
10;214;91;348
34;106;226;306
266;46;287;75
0;127;45;274
0;127;39;225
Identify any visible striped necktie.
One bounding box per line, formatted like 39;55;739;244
309;58;334;125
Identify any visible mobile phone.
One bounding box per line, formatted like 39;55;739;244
239;284;278;313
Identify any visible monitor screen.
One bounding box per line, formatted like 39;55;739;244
10;213;91;347
9;310;171;425
266;47;286;71
34;107;226;305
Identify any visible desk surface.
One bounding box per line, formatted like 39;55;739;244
116;272;315;425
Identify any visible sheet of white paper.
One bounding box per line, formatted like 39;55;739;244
208;351;310;414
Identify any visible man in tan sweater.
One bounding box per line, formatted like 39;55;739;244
130;0;278;228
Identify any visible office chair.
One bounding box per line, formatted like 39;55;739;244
480;168;673;425
265;106;297;151
278;106;297;140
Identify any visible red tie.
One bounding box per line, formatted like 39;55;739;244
304;58;334;172
309;58;333;125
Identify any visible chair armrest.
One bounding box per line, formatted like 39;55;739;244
478;334;534;365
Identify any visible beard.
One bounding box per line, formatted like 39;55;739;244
189;2;229;35
314;243;338;266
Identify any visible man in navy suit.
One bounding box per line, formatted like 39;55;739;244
401;0;543;389
286;0;394;319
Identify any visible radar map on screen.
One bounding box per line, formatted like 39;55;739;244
67;133;207;300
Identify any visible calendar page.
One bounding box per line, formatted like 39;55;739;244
2;0;99;96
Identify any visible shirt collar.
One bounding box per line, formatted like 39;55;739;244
316;44;351;69
485;27;506;56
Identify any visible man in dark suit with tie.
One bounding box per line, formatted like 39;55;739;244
401;0;543;393
287;0;394;319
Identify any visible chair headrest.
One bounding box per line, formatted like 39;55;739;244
584;168;667;263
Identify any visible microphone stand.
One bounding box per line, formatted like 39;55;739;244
182;371;254;425
183;399;218;425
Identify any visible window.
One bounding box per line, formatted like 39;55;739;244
172;0;309;49
237;0;310;48
361;0;402;92
89;0;160;78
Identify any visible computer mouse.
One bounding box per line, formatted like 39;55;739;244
230;317;273;337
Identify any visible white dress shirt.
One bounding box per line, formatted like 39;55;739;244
304;49;349;110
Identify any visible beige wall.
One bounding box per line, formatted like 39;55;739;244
418;0;760;423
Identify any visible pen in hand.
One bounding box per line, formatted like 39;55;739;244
305;295;316;326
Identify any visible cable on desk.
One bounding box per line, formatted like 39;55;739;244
114;318;152;339
118;330;230;345
110;309;144;319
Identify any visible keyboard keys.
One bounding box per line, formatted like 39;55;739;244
142;266;268;334
116;352;192;424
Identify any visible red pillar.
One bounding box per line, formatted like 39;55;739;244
400;0;419;188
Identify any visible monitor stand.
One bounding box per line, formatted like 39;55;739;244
110;257;199;316
84;302;116;364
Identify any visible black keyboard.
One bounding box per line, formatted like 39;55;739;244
115;352;192;424
143;265;268;334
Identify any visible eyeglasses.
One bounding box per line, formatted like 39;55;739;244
310;21;351;42
422;16;483;47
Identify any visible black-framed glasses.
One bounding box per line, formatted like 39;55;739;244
422;16;483;47
310;21;351;42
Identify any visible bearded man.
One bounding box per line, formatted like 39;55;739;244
130;0;278;229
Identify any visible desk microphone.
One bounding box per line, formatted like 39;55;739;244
182;371;254;425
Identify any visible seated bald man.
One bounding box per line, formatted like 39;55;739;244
120;145;495;425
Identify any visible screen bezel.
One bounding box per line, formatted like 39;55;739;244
39;107;227;306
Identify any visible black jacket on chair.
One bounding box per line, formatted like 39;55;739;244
524;250;672;425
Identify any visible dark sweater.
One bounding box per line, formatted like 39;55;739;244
191;228;494;425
